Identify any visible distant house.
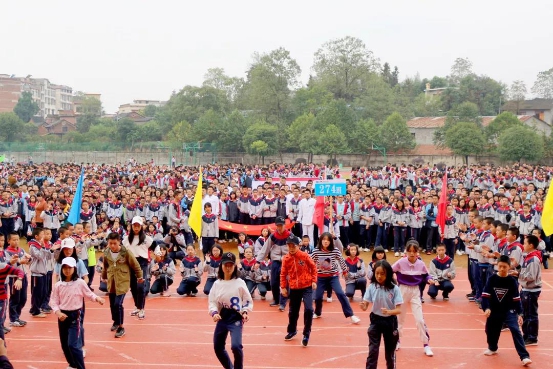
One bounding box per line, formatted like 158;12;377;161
407;115;551;146
113;111;154;125
502;98;553;125
37;110;77;137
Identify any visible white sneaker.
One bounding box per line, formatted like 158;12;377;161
364;248;370;252
483;349;497;356
396;341;400;351
424;346;434;356
313;313;320;319
130;308;139;316
82;348;86;358
394;252;399;257
350;315;361;324
384;249;389;252
456;250;462;256
326;297;333;303
522;358;532;366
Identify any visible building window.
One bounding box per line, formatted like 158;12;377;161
62;126;68;133
411;133;416;139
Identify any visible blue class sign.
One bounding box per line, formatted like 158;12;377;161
314;180;347;196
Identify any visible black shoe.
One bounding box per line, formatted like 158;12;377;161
466;293;474;298
270;302;279;307
302;335;309;347
115;326;125;338
284;332;297;341
421;297;425;303
110;323;118;332
88;286;95;291
524;339;538;346
430;296;436;300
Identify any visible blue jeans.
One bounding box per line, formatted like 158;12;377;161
214;319;244;369
58;309;85;369
427;280;454;298
486;311;529;360
177;277;200;295
520;290;540;341
287;287;314;336
314;276;353;318
204;277;217;295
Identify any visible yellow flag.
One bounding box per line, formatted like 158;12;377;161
542;178;553;236
188;169;203;237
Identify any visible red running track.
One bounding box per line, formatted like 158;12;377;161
7;268;553;368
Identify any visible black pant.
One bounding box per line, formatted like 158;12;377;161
177;278;200;295
345;279;367;298
425;226;439;252
30;275;46;316
87;265;95;288
366;313;398;369
204;277;217;295
202;237;216;257
350;221;360;245
339;226;349;247
130;257;149;310
0;218;14;246
486;312;529;360
520;290;540;341
427;280;455;298
287;287;313;336
239;213;250;225
9;276;27;322
58;309;85;369
443;238;456;259
109;293;125;326
468;258;475;294
41;271;53;310
270;261;287;307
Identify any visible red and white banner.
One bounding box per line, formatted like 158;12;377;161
218;219;294;236
252;177;319;189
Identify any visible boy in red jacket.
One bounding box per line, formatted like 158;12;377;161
280;234;317;347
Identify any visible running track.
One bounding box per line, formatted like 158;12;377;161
7;267;553;368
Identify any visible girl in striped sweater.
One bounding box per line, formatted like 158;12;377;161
311;232;360;324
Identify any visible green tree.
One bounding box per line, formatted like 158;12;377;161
13;92;39;122
75;95;102;116
136;121;162;142
531;67;553;99
288;113;316;149
448;57;474;85
243;47;301;122
498;126;544;163
191;109;224;143
378;113;415;153
486;112;522;142
115;118;137;145
203;68;245;104
85;124;116;142
217;110;249;152
291;85;333;116
433;102;482;147
143;105;158;117
445;122;486;164
441;75;505;115
0;113;27;141
411;93;443;117
165;85;230;126
242;122;278;154
350;119;381;165
353;74;397;124
313;99;357;142
312;36;380;101
168;120;192;144
508;80;527;114
317;124;348;162
76;113;98;133
249;140;270;164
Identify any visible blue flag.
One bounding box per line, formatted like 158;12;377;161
67;168;85;226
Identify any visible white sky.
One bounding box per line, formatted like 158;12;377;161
2;0;551;113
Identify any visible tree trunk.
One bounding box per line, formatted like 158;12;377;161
464;155;468;165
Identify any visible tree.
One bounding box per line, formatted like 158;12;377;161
379;112;415;153
191;109;224;143
203;68;245;104
168;120;192;144
76;113;98;133
353;74;397;124
249;140;270;164
411;93;443;117
317;124;348;162
531;68;553;99
75;95;102;116
115;118;137;145
508;80;527;114
218;110;249;152
288;113;316;150
382;62;399;87
350;119;380;165
498;126;544;163
449;57;473;85
143;105;158;117
165;85;230;126
242;122;279;154
0;113;28;141
13;92;39;122
291;85;333;116
313;99;357;143
444;122;486;164
136;121;162;142
312;36;380;101
433;102;482;148
486;112;522;142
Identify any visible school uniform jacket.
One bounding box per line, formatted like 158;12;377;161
344;257;368;284
201;214;219;238
107;201;123;220
428;255;456;282
180;256;203;280
144;202;162;222
409;207;425;229
261;196;277;219
149;257;176;280
518;251;542;292
79;210;97;233
248;197;264;219
203;256;222;279
515;213;535;236
442;216;458;239
333;201;351;227
254;260;271;283
239;258;257;282
391;208;410;228
0;198;18;219
286;196;301;221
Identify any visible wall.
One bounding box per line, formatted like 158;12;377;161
5;150;512;167
409;127;435;145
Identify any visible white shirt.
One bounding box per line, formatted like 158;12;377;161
203;194;220;216
208;278;254;315
122;234;154;259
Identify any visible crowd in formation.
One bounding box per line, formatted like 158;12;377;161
0;160;547;369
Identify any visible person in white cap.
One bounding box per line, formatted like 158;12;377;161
122;216;153;320
50;257;104;369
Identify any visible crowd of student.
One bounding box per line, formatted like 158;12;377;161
0;160;547;368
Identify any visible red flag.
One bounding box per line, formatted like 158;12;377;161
313;196;326;235
436;172;448;235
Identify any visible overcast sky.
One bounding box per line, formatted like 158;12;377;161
2;0;551;113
